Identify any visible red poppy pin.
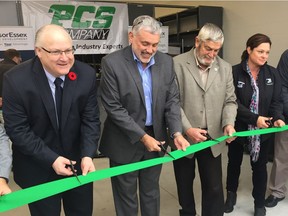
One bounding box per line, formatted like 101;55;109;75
68;71;77;81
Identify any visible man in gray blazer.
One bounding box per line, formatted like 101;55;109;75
0;123;12;196
99;15;189;216
173;23;237;216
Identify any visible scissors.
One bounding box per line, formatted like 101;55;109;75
265;119;273;128
69;160;81;184
202;132;219;142
158;143;175;159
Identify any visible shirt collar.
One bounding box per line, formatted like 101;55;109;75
44;68;65;84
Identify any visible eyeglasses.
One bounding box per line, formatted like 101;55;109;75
41;47;75;56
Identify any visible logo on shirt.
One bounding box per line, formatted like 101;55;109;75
237;81;245;88
266;78;273;85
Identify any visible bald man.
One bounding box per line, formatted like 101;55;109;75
2;24;101;215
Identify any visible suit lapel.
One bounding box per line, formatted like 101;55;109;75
185;50;220;92
206;61;220;91
124;47;145;106
32;58;58;132
185;50;205;91
151;54;160;109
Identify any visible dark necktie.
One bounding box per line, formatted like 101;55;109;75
54;78;63;127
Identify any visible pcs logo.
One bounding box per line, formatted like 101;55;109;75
48;4;116;40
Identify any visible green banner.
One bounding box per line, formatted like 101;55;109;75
1;125;288;213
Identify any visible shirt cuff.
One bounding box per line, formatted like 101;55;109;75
171;132;182;139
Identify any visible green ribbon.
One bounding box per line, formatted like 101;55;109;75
1;125;288;213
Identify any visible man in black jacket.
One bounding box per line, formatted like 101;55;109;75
0;49;22;96
265;49;288;208
0;49;22;108
0;49;22;75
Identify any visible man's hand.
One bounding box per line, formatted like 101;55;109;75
224;124;236;143
0;177;11;196
186;127;208;143
257;116;272;128
81;157;95;176
140;134;163;152
274;119;285;127
52;156;74;176
173;134;189;151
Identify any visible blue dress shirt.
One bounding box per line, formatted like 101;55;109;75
133;53;155;126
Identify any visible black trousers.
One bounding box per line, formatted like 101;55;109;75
27;164;93;216
173;147;224;216
109;126;162;216
28;182;93;216
226;138;269;207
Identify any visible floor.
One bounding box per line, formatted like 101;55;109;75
2;147;288;216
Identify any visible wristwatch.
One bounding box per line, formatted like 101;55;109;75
172;132;182;139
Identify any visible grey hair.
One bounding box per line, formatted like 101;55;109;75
131;15;162;35
197;23;224;44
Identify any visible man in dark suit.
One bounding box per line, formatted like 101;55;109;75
99;15;189;216
2;24;100;216
0;49;22;121
0;48;21;68
0;49;21;95
265;49;288;208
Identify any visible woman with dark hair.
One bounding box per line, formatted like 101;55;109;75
223;33;285;216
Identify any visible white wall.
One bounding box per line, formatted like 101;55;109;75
212;1;287;67
2;1;287;66
132;1;288;67
0;1;19;26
